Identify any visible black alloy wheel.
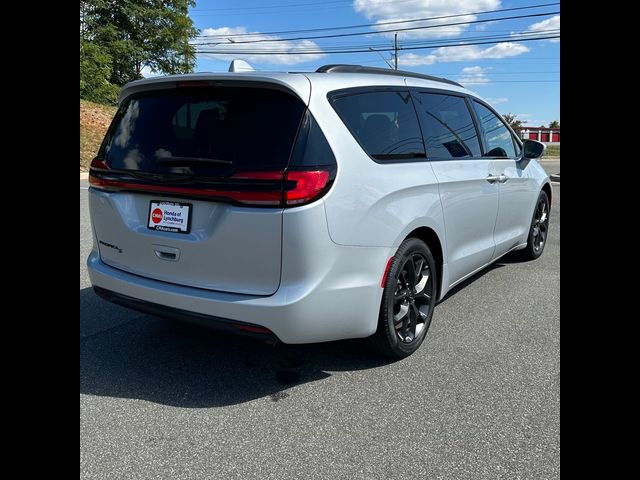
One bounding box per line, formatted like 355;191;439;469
521;190;550;260
369;238;437;358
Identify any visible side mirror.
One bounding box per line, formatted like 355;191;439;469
522;139;546;159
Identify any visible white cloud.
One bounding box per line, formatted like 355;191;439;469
353;0;501;38
485;97;508;104
512;114;549;126
529;15;560;33
457;66;491;85
475;20;496;31
195;26;325;65
461;66;486;74
140;65;161;78
398;42;529;66
528;14;560;42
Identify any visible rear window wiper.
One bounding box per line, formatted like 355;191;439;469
156;156;233;166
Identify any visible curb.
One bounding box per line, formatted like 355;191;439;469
80;172;89;180
550;174;560;182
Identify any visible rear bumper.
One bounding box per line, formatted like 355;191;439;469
93;285;279;341
87;198;393;344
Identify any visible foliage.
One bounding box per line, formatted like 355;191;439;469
80;0;198;103
502;113;524;133
549;120;560;128
80;40;120;105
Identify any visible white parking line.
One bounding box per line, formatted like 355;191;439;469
80;186;89;190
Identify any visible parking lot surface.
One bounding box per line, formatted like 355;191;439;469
80;180;559;479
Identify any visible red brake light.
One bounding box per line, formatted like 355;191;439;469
175;80;215;88
232;169;331;206
89;166;332;207
88;157;109;187
285;170;330;206
90;157;109;170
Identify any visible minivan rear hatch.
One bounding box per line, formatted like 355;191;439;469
89;80;309;295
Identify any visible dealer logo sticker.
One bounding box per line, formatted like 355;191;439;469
148;201;191;233
151;208;163;224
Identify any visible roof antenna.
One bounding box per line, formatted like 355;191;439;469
228;59;255;72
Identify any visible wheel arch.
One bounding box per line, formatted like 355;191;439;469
404;226;444;302
542;182;552;205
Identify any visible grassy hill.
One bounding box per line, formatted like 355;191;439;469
80;100;117;171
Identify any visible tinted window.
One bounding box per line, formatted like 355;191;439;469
290;111;336;168
331;91;425;161
472;101;516;158
414;93;481;159
99;87;306;175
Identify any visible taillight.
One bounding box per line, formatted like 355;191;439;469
285;170;330;206
231;169;331;207
89;162;332;208
88;157;108;187
90;157;109;170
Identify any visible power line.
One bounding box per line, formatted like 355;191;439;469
203;28;557;52
194;3;560;38
193;11;559;45
360;28;559;50
195;34;560;55
199;29;558;52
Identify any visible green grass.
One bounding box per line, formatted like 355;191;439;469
80;99;117;171
543;144;560;157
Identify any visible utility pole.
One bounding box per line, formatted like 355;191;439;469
394;32;398;70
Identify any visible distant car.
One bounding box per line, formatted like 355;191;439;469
87;63;551;358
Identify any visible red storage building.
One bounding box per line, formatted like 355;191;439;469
520;126;560;143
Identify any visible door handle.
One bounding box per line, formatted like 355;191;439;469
498;174;510;183
486;174;500;184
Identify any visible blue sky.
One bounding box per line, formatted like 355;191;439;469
186;0;559;127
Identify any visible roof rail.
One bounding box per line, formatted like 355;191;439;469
315;64;463;88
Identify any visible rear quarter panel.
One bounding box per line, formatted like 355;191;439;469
306;77;446;251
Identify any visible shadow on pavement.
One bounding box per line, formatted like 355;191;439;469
437;250;529;304
80;250;531;408
80;287;392;408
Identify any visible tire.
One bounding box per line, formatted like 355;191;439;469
368;238;437;359
520;190;550;261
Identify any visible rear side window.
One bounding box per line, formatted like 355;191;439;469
99;87;306;176
471;101;517;158
413;92;481;159
289;111;337;168
331;90;425;161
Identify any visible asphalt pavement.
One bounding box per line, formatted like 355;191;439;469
80;173;560;479
539;158;559;178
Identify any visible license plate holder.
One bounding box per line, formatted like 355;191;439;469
147;201;192;234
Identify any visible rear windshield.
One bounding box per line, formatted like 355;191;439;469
99;87;306;175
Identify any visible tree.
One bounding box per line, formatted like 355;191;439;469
81;0;198;90
80;40;120;104
549;120;560;128
502;113;524;134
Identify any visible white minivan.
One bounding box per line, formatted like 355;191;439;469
87;64;551;358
